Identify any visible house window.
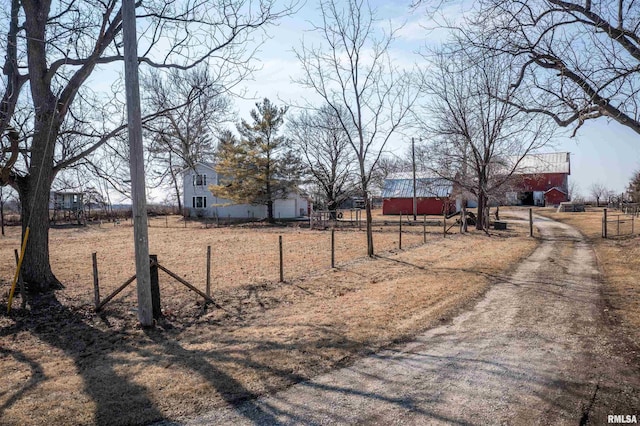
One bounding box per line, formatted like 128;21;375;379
192;196;207;209
193;174;207;186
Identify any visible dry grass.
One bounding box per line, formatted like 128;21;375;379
0;211;536;425
535;207;640;354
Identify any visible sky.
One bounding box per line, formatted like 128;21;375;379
229;0;640;200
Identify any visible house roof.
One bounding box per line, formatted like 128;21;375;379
544;186;567;194
180;162;216;175
382;176;452;198
514;152;570;175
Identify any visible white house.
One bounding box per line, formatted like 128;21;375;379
182;162;309;219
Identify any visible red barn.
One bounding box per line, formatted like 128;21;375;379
382;174;455;215
505;152;571;206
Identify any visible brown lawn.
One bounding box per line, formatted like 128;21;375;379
0;210;536;425
535;206;640;356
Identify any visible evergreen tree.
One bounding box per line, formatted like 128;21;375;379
210;99;303;221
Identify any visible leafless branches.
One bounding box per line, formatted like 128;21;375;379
459;0;640;136
294;0;419;255
417;40;555;230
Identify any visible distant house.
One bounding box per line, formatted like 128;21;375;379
506;152;571;206
382;173;455;215
49;191;85;223
182;162;309;219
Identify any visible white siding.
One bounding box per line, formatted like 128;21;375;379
182;163;308;219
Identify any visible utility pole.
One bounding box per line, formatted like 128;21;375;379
412;137;417;221
123;0;153;327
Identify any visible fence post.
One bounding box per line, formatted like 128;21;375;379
149;255;162;319
399;213;402;249
165;215;168;228
279;235;284;282
331;229;335;268
617;215;620;236
633;214;635;235
443;212;446;238
604;208;608;238
423;214;426;243
529;208;533;237
92;252;100;309
206;245;211;297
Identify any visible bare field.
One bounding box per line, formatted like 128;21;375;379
0;211;536;425
535;207;640;354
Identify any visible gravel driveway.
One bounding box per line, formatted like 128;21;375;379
167;214;640;425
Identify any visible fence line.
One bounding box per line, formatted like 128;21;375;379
602;208;637;238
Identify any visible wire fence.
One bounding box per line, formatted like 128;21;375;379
602;209;637;238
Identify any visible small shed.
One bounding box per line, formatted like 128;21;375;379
50;191;85;223
544;187;568;206
382;173;454;215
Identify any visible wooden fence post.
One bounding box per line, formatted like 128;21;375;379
443;213;446;238
617;215;620;236
206;245;211;297
632;214;635;235
279;235;284;282
165;215;168;228
423;214;427;243
529;208;533;237
603;208;608;238
399;213;403;249
331;229;335;268
149;255;161;319
92;252;100;309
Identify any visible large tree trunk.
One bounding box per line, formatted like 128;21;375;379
17;170;62;293
14;0;62;293
476;192;486;231
267;199;274;222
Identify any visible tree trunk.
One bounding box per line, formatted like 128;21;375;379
16;0;62;293
476;193;486;231
364;190;373;256
17;175;62;292
267;199;274;222
460;203;467;233
172;171;182;212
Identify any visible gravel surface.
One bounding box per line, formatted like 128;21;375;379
161;214;640;425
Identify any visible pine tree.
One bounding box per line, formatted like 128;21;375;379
210;99;303;221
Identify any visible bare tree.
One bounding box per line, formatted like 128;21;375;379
418;42;554;230
590;182;610;207
288;105;357;216
628;170;640;203
295;0;418;256
0;0;293;292
369;154;408;197
453;0;640;137
143;67;232;212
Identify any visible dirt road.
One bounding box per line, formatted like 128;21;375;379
168;214;640;425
